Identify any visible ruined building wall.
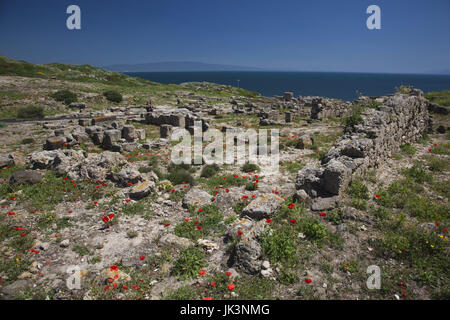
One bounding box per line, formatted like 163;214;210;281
296;89;430;198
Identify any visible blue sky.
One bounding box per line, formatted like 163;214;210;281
0;0;449;73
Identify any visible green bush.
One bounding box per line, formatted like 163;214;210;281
166;169;194;186
241;163;260;173
16;105;44;119
172;246;205;280
200;164;220;178
261;230;296;264
401;163;433;184
347;179;369;199
51;89;77;105
298;218;328;244
342;104;364;128
103;90;122;103
400;144;416;155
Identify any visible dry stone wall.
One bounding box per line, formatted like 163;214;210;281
296;89;430;199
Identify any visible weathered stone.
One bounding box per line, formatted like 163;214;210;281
102;130;121;149
9;170;42;185
283;92;294;101
321;159;352;195
135;128;146;140
44;136;66;150
242;194;284;220
182;187;212;208
128;180;154;200
159;234;193;249
160;124;173;139
78;118;92;126
92;115;117;125
121;125;135;141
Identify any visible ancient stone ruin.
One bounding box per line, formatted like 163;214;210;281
295;89;430;210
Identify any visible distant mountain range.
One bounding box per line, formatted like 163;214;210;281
102;61;262;72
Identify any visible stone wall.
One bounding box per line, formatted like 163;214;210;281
296;89;430;202
310;98;352;120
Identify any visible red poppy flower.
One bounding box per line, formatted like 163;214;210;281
211;281;216;287
428;148;433;152
108;214;115;219
212;197;216;201
8;211;15;215
110;265;119;271
305;278;312;283
290;219;296;224
226;188;230;193
170;189;175;192
93;201;98;205
184;218;190;222
202;297;213;300
225;272;232;277
196;226;202;230
125;198;131;203
164;223;170;227
199;270;206;275
139;256;145;261
122;285;128;290
104;285;110;290
434;222;440;226
133;285;140;290
375;194;381;199
442;228;448;233
102;216;109;223
68;210;72;214
198;208;203;212
266;218;272;224
237;231;243;236
11;196;16;200
227;283;235;291
401;292;406;297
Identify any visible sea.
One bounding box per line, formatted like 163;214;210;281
126;71;450;102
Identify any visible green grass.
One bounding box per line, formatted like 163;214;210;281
51;89;77;105
72;244;91;256
199;173;247;193
347;178;369;200
171;246;206;280
261;229;297;264
376;177;449;221
425;90;450;107
400;144;416;155
16;105;44;119
200;164;221;178
0;169;115;212
424;155;449;172
174;204;224;241
281;160;305;174
342;104;364;128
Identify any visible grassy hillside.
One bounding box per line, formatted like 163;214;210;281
0;56;260;120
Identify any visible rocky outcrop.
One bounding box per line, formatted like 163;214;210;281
296;89;430;201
